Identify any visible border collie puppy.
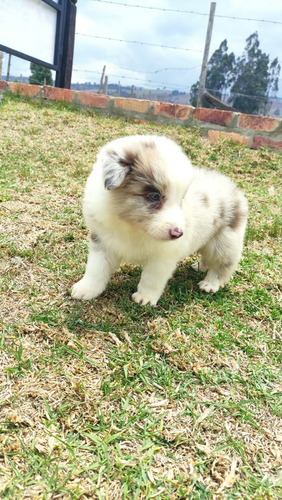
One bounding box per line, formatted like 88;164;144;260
72;135;248;305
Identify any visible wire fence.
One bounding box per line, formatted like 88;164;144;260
71;0;281;114
89;0;282;24
1;0;281;115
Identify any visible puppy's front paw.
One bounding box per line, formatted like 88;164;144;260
132;291;158;306
198;280;220;294
71;279;98;301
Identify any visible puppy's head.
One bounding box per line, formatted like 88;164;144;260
100;136;192;241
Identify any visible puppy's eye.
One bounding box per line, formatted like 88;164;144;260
147;192;160;202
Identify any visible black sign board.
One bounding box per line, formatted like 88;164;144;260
0;0;76;88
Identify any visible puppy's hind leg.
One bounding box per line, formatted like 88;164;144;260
198;226;246;294
198;264;236;294
72;235;119;301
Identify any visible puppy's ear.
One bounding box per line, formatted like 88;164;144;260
104;150;136;190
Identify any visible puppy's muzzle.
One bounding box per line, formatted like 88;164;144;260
169;227;183;239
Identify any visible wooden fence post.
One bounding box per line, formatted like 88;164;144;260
98;65;106;93
197;2;216;107
103;75;108;95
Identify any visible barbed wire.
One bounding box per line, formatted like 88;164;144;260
75;34;281;65
7;57;281;98
73;64;202;75
6;59;280;103
83;0;212;16
72;66;190;89
75;33;281;73
3;0;280;100
72;66;281;102
88;0;282;24
205;88;276;102
75;33;203;53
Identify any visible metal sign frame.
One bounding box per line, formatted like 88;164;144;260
0;0;76;88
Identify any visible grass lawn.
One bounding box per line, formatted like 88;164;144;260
0;94;281;499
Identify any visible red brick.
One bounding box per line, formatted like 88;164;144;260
252;135;282;149
208;130;249;146
77;91;110;108
239;114;279;132
0;80;7;90
114;97;150;113
193;108;233;126
43;85;75;102
153;102;192;120
9;82;40;97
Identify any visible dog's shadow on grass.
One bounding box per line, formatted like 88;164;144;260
66;259;235;334
66;261;237;342
104;261;225;313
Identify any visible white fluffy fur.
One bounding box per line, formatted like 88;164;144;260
72;135;248;305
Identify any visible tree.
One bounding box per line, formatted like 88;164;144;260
190;40;235;107
29;63;53;85
190;81;199;108
205;40;235;101
229;32;280;115
190;33;280;115
264;57;281;115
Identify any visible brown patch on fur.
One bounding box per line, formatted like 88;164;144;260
229;200;244;230
121;145;168;198
107;149;137;168
222;260;233;268
109;142;169;223
143;139;156;149
90;232;102;247
201;193;209;207
219;202;225;220
119;150;138;168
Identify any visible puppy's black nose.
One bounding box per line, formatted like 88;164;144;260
170;228;183;239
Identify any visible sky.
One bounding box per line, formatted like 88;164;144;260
2;0;282;96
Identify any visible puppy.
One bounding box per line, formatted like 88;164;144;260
72;135;248;305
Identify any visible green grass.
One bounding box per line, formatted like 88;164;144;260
0;94;281;499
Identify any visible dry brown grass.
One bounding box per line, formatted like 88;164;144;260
0;95;281;499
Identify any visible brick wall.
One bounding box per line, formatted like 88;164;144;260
1;81;281;149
